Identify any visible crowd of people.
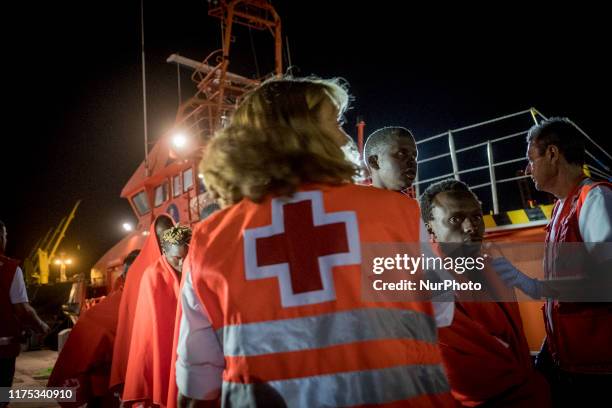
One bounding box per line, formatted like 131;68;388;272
1;75;611;407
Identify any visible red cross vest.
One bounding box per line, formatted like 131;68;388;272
188;183;454;407
0;255;22;358
544;178;612;373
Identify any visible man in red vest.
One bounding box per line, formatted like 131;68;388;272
492;117;612;404
420;180;551;406
172;78;455;407
0;220;49;391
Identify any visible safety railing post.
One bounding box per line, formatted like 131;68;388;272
529;107;539;125
487;141;500;214
448;131;460;180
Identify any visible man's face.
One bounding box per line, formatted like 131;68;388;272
427;192;484;257
526;141;556;193
163;243;189;272
372;136;418;191
0;226;6;253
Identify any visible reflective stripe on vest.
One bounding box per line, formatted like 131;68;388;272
218;308;437;357
222;363;450;407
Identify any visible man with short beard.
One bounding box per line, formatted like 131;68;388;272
364;126;418;192
364;126;455;329
420;179;550;407
493;117;612;404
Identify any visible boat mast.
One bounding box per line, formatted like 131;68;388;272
140;0;149;176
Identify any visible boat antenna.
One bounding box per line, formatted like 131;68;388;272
248;26;261;78
285;35;293;70
140;0;149;176
176;53;182;107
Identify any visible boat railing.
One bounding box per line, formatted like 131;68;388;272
413;108;611;215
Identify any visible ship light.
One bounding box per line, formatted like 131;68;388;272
172;133;188;149
122;222;134;232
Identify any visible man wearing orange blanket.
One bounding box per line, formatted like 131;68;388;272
47;249;140;407
122;225;191;407
419;179;551;407
110;214;174;393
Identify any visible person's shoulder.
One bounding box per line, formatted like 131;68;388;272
141;256;165;277
191;202;240;239
331;183;417;203
0;254;19;263
323;184;421;219
0;254;20;270
137;257;171;293
583;179;612;202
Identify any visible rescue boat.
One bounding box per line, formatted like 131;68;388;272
89;0;612;354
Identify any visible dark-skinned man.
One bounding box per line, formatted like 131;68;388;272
110;214;175;392
364;126;455;329
364;128;548;405
123;225;192;407
364;126;418;192
420;179;550;407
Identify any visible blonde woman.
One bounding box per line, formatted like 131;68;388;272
172;77;454;408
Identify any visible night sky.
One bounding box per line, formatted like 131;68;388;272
3;1;610;273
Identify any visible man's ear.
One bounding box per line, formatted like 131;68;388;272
367;154;380;170
547;144;560;164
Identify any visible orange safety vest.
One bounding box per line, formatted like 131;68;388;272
0;255;22;358
188;183;454;407
544;179;612;373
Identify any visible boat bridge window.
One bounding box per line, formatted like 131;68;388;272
132;191;150;215
183;168;194;192
173;175;181;197
154;182;169;207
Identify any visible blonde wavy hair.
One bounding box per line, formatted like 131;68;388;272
200;76;358;205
